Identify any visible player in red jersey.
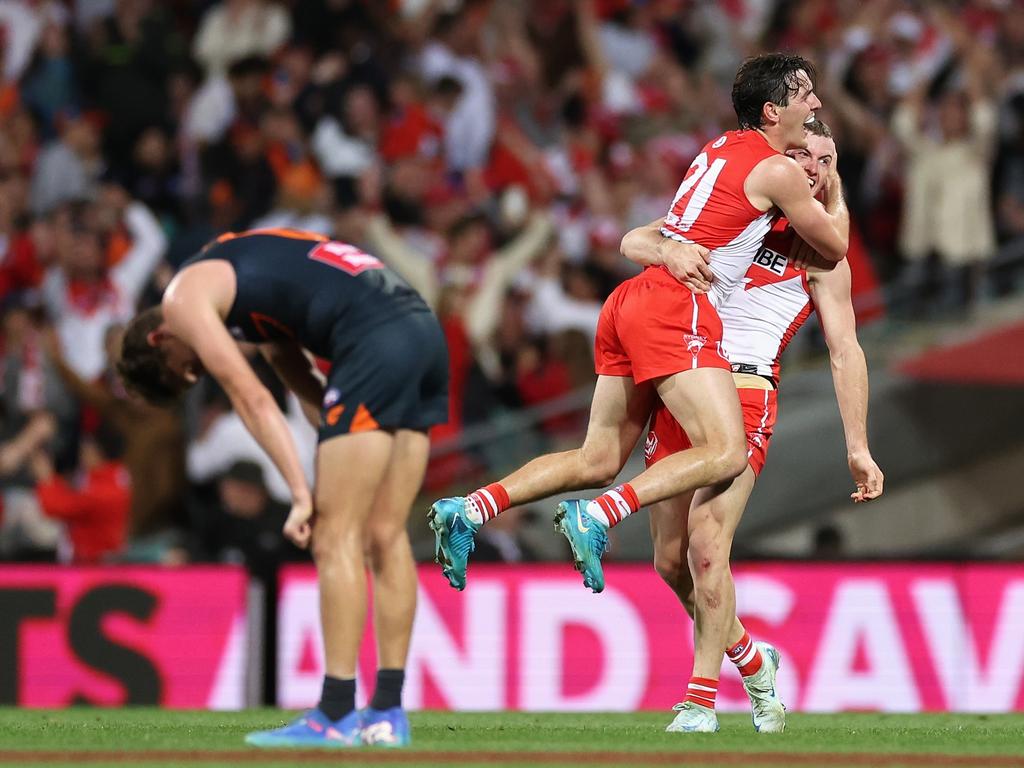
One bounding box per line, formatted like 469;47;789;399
622;120;884;733
430;54;850;599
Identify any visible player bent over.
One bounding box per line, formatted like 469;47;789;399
430;54;849;595
117;229;448;748
625;121;883;733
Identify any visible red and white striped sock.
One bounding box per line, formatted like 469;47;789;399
684;676;718;710
585;483;640;529
726;631;764;677
465;483;511;525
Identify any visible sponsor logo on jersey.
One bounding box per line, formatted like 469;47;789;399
712;135;727;149
323;388;341;408
644;431;659;463
752;245;788;277
683;333;707;354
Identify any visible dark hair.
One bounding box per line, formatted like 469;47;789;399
222;460;266;488
433;75;463;99
227;55;269;81
116;306;185;405
447;212;489;242
805;118;833;139
732;54;817;130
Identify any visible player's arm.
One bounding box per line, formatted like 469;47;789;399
259;341;326;429
163;273;314;546
751;156;849;263
807;260;884;502
619;219;713;292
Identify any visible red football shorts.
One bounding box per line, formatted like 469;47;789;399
595;267;730;384
644;384;779;477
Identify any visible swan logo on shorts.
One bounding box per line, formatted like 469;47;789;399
323;388;341;408
683;333;707;354
644;431;659;463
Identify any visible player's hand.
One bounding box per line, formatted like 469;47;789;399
848;451;884;502
658;239;713;293
789;234;814;271
788;234;835;272
283;496;315;548
822;164;844;206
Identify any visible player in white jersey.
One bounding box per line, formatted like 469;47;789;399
622;120;884;734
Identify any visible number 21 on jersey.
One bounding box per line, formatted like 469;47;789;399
666;152;727;232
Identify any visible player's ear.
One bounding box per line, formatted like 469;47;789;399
763;101;780;126
145;328;166;348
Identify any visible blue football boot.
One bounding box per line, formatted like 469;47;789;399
244;708;361;748
427;498;481;591
554;499;609;593
361;706;411;747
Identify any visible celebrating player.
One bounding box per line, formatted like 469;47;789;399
117;229;448;748
430;54;849;595
622;120;884;733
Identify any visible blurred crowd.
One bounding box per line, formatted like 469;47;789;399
1;0;1023;571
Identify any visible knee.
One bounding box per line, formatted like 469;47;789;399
310;513;361;566
579;443;622;487
311;528;344;568
709;440;748;483
364;522;409;569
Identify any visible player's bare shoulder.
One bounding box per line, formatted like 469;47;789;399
163;259;237;320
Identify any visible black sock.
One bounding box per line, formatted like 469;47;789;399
369;668;405;711
318;675;356;721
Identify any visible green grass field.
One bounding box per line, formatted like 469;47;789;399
0;709;1022;768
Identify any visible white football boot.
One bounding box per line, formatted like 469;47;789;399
665;701;720;733
742;642;786;733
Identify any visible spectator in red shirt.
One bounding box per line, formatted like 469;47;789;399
30;424;130;564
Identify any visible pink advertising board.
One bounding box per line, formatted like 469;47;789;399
278;562;1024;712
0;566;248;709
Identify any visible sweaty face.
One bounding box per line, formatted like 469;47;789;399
777;69;822;148
785;133;835;197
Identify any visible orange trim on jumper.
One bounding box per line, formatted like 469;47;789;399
213;227;329;245
250;312;295;340
325;404;345;427
350;403;380;433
